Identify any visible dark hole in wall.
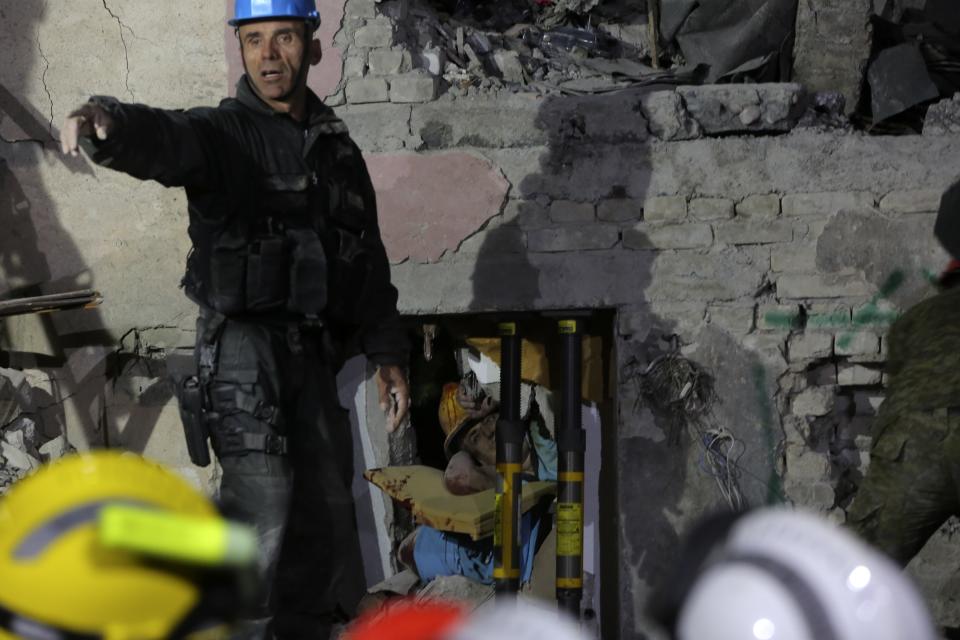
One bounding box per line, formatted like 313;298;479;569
398;309;618;635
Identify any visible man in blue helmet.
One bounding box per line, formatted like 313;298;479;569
60;1;411;637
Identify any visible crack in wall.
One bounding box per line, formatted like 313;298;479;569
35;8;55;142
101;0;135;101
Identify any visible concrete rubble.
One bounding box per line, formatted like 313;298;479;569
0;369;74;493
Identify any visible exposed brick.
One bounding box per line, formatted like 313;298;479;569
367;49;404;76
770;245;818;272
838;364;882;386
598;199;642;222
879;189;943;214
715;220;794;245
343;53;367;78
347;0;377;19
354;19;396;48
643;195;686;222
806;304;851;329
792;386;836;416
758;304;802;331
786;481;836;511
689;197;734;220
345;77;389;104
835;331;880;357
550;200;596;223
777;273;872;299
736;194;781;218
788;332;833;360
527;225;620;252
781;191;874;216
501;200;552;229
851;301;900;328
623;223;712;250
707;304;755;335
389;72;438;103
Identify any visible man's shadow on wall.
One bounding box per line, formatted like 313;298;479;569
465;86;786;638
465;88;690;639
0;1;172;454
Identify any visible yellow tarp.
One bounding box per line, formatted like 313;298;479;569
364;465;556;541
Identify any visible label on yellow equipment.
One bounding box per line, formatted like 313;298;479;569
556;502;583;557
498;322;517;336
558;320;578;334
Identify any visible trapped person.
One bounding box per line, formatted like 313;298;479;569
60;2;411;637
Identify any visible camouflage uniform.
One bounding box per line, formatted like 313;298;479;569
847;286;960;565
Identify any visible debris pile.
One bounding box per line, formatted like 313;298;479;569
0;371;73;493
858;0;960;133
408;0;705;97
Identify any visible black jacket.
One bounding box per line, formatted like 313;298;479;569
85;77;408;366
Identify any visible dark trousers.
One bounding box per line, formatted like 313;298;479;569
196;314;366;639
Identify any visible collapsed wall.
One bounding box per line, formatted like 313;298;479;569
1;0;960;636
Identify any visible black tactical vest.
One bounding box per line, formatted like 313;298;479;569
182;110;373;329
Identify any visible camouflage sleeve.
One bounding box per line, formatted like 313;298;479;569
884;313;909;378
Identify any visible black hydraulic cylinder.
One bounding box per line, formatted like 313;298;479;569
556;318;586;619
494;322;524;597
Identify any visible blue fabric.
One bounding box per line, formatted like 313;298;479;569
414;510;546;585
230;0;320;26
529;420;558;481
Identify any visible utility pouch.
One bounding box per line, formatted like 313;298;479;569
177;376;212;467
209;231;248;315
287;229;328;317
246;236;288;311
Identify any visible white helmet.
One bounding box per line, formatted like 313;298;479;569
676;509;936;640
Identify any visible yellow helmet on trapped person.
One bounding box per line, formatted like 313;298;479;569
0;451;256;640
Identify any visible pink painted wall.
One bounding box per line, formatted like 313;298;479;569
223;0;345;98
367;153;510;264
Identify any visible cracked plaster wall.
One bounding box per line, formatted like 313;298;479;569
2;0;960;636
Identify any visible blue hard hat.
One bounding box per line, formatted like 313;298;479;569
229;0;320;27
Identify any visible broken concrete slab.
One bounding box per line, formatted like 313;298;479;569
867;43;940;123
793;0;873;114
676;84;806;135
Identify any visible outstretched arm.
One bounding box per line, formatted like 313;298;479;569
60;97;235;190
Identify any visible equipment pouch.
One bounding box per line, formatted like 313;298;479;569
287;229;328;317
246;236;288;311
209;231;248;315
177;376;212;467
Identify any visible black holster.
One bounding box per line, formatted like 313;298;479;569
177;375;212;467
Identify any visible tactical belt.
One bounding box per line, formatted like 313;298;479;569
212;430;289;457
198;311;289;458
